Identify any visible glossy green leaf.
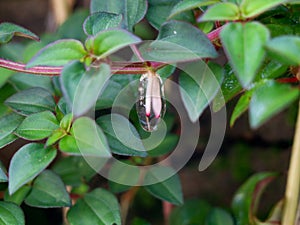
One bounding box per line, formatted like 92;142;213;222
147;0;194;30
90;0;147;31
0;68;13;89
213;65;242;112
96;114;146;157
0;160;7;182
0;84;16;118
199;3;240;21
84;12;122;36
257;60;288;80
4;186;31;206
179;62;224;122
86;29;141;58
25;170;71;208
148;134;178;157
59;134;80;155
0;134;18;149
67;188;121;225
15;111;59;141
46;128;67;147
230;90;253;127
60;113;73;132
146;20;218;61
5;87;56;116
52;156;96;186
8;143;57;194
265;36;300;65
0;202;25;225
220;22;270;88
232;172;277;225
240;0;288;18
72;117;111;157
27;39;87;67
144;166;183;205
205;208;234;225
0;113;23;140
168;0;220;19
249;80;299;128
169;199;211;225
0;22;39;44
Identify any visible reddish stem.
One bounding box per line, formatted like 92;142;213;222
207;26;223;42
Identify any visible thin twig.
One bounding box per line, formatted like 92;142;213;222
282;100;300;225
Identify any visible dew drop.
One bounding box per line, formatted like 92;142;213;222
136;71;166;132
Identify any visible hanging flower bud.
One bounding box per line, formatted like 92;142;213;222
137;70;166;132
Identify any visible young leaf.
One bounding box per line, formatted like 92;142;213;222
96;114;147;157
231;172;277;225
144;166;183;205
71;117;111;157
0;202;25;225
148;20;218;61
179;62;224;122
25;170;71;208
8;143;57;194
168;0;220;19
0;113;24;140
84;12;122;36
240;0;288;19
59;134;81;155
52;156;96;186
5;87;56;116
67;188;121;225
230;90;253;127
86;29;141;58
249;80;299;128
220;22;270;88
4;186;31;206
27;39;87;67
199;3;240;21
0;22;39;44
147;0;194;30
90;0;147;31
205;208;234;225
15;111;59;141
45;128;66;147
265;36;300;65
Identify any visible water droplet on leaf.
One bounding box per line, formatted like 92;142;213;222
136;71;166;132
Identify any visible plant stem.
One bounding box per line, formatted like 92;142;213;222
120;186;139;224
0;58;165;76
282;100;300;225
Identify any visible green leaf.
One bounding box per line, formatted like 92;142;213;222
58;134;80;155
27;39;87;67
144;166;183;205
0;113;23;140
72;117;111;157
232;172;277;225
67;188;121;225
249;80;299;128
15;111;59;141
0;134;18;149
0;160;7;182
4;186;31;206
213;65;242;112
90;0;147;31
60;113;73;132
205;208;234;225
52;156;97;186
131;218;151;225
0;68;13;89
257;60;289;80
240;0;288;19
5;87;56;116
96;114;146;157
169;199;211;225
220;22;270;88
0;22;39;44
147;0;195;30
199;3;240;21
84;12;122;36
25;170;71;208
179;61;224;122
8;143;57;194
46;128;67;147
0;84;16;118
230;90;253;127
86;29;141;58
265;36;300;65
148;134;178;157
168;0;220;19
0;201;25;225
